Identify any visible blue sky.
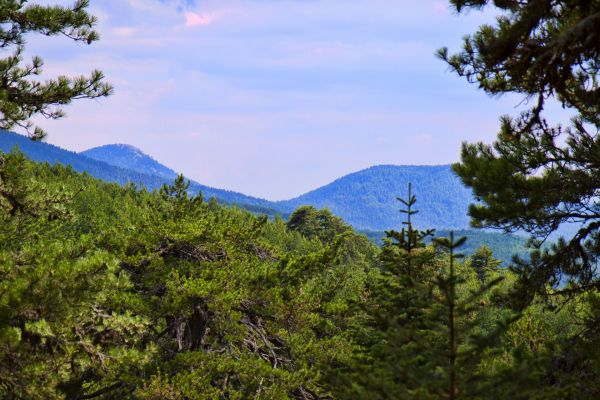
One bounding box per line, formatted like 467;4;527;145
26;0;548;199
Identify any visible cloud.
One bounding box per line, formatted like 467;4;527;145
184;11;216;27
113;26;137;37
432;1;450;14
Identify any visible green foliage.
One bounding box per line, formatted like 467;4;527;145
438;1;600;396
438;0;599;125
0;0;112;139
286;205;350;244
442;0;600;300
1;150;598;398
362;228;528;265
469;246;501;283
0;150;379;399
0;151;149;398
384;182;435;254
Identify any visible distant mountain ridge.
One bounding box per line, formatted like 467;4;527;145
81;144;179;180
0;130;275;213
0;130;475;231
276;164;474;231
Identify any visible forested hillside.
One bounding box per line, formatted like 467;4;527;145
278;165;474;230
0;131;527;259
1;131;477;231
1;149;598;399
0;130;277;213
3;0;600;398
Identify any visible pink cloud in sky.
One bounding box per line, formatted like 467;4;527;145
432;1;449;14
184;12;216;27
113;27;137;37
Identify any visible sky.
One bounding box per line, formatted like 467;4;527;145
24;0;552;200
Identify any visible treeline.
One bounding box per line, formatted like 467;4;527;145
0;131;481;232
361;229;528;265
0;130;277;212
1;150;599;399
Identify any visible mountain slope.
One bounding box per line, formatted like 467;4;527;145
0;131;529;262
0;131;476;231
277;165;474;230
0;130;275;211
80;144;477;231
81;144;179;180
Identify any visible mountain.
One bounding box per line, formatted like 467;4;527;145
0;131;529;262
80;144;480;231
79;145;477;231
277;165;474;231
0;130;277;213
81;144;179;180
0;131;476;231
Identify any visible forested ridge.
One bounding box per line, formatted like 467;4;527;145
0;130;279;215
0;131;529;261
0;131;476;231
1;149;598;399
277;165;474;230
81;144;180;181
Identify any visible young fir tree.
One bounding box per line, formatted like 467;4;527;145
434;232;467;400
350;185;440;399
384;182;435;255
356;184;510;399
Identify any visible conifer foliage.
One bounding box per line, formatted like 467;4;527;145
2;0;600;398
384;182;435;254
1;150;598;398
0;0;112;139
439;0;600;300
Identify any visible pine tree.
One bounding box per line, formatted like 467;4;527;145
0;0;112;139
438;4;600;394
439;0;600;301
351;186;441;399
434;232;467;400
385;182;435;254
469;246;501;284
0;151;149;399
286;205;350;245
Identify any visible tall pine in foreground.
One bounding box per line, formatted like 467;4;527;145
439;0;600;303
439;3;600;395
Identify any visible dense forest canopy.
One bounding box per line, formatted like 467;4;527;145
2;150;599;399
1;0;600;399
